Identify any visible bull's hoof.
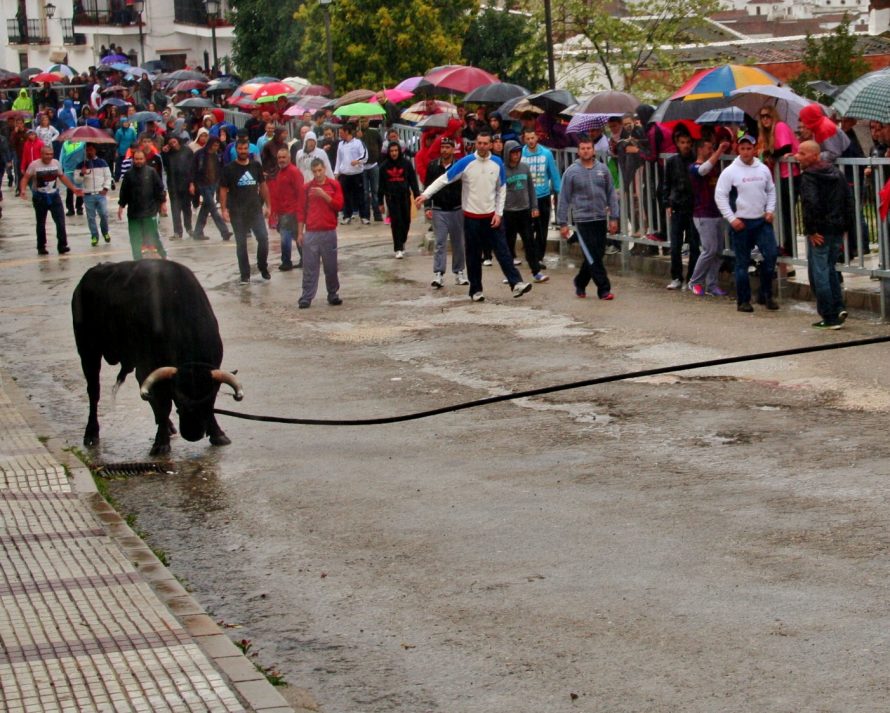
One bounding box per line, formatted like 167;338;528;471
83;431;99;447
209;432;231;447
149;442;171;457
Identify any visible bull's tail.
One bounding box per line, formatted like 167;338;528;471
111;367;133;397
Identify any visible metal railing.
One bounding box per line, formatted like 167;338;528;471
6;18;49;44
61;18;88;45
74;0;139;26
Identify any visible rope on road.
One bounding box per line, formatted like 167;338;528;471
214;336;890;426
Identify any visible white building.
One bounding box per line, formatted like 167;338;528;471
1;0;235;75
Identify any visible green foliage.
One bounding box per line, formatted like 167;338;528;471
290;0;477;91
231;0;306;78
462;7;548;91
518;0;722;95
790;16;869;101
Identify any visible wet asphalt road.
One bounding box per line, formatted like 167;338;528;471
4;185;890;713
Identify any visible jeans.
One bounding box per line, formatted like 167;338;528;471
463;215;522;296
194;184;230;238
339;173;367;220
363;165;381;220
32;192;68;251
230;209;269;280
689;217;723;291
168;190;193;237
431;208;465;275
575;220;611;298
729;217;778;305
669;209;700;281
806;232;845;322
83;193;109;238
533;195;552;261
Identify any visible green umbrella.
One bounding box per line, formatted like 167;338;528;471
333;102;386;118
834;71;890;123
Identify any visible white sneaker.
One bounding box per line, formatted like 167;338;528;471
605;245;619;255
455;270;469;285
339;216;352;225
502;278;509;284
513;258;521;265
482;259;492;266
394;250;404;259
361;218;370;225
666;278;682;290
471;291;485;302
431;272;444;288
512;281;532;298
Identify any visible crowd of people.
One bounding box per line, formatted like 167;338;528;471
2;68;889;328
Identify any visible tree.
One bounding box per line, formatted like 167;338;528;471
462;7;548;91
293;0;477;91
790;16;870;100
518;0;722;96
231;0;306;79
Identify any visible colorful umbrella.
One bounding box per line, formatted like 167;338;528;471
253;81;296;104
59;126;116;144
370;88;414;104
333;102;386;118
45;63;76;77
395;76;424;93
729;85;816;129
575;90;640;114
832;68;890;123
417;65;499;94
671;64;780;101
464;82;528;105
566;113;610;134
31;72;64;84
400;99;459;123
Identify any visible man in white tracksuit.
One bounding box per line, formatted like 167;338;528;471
714;134;778;313
416;129;531;302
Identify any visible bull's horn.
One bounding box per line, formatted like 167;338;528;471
139;366;178;400
211;369;244;401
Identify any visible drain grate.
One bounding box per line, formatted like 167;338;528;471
92;462;176;478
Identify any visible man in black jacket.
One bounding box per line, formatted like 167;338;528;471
661;130;699;290
118;148;168;260
423;138;468;288
796;140;852;329
161;136;193;239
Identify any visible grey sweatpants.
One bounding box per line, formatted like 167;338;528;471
432;208;466;274
300;229;340;304
689;216;723;290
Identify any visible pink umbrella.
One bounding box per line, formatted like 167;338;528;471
417;65;499;94
298;84;332;97
395;76;424;92
284;95;330;116
370;88;414;104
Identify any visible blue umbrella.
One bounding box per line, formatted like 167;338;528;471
99;97;130;110
695;106;746;125
130;111;162;123
100;54;130;65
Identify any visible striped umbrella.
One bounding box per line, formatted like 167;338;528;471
671;64;781;101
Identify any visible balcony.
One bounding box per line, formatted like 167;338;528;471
174;0;231;26
6;18;50;44
61;18;88;45
73;0;140;26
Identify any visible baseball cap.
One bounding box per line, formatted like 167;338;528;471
440;137;455;146
737;134;756;144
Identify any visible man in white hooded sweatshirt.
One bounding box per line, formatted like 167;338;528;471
295;131;333;182
714;134;778;313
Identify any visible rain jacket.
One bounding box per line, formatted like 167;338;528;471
58;99;78;131
60;141;86;180
799;161;854;236
377;144;420;202
115;122;137;157
12;89;33;115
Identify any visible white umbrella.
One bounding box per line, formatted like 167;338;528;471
282;76;310;92
45;63;76;77
729;84;816;129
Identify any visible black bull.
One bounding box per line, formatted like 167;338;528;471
72;260;242;456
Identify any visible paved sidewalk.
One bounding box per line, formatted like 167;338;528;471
0;369;294;713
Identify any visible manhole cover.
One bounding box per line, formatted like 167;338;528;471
92;462;175;477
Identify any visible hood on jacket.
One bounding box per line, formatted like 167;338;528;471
18;89;28;98
636;104;655;126
385;140;404;162
504;139;522;157
799;104;837;143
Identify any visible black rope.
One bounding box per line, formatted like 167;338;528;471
214;335;890;426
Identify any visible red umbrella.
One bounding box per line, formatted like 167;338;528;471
417;65;499;94
253;81;297;103
174;79;207;92
31;72;64;84
58;126;116;144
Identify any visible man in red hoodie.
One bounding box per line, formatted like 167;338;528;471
267;147;306;271
298;158;344;308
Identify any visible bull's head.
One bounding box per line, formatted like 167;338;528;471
140;365;242;442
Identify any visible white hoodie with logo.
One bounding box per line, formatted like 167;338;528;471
714;155;776;223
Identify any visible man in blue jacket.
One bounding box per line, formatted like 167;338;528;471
521;128;561;267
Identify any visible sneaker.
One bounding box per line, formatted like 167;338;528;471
502;278;509;284
90;235;99;246
58;246;70;254
298;300;310;309
327;295;343;306
765;298;779;311
294;260;303;268
37;248;49;255
339;216;351;225
812;319;842;330
361;218;370;225
575;290;587;298
431;272;444;288
76;209;83;216
471;291;485;302
193;233;209;240
666;278;682;290
260;268;271;280
605;245;619;255
279;262;294;271
737;302;754;313
239;277;250;285
221;233;232;241
691;284;705;296
384;216;391;224
599;292;615;300
706;286;727;296
455;270;469;285
395;250;404;259
512;281;532;298
532;273;549;283
65;210;74;216
482;259;492;266
171;234;182;241
513;258;521;265
838;309;848;324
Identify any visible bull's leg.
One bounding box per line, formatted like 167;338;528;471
81;352;102;447
167;419;177;435
207;414;231;447
147;390;174;457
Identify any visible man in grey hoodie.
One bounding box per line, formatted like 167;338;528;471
503;140;547;282
556;136;619;300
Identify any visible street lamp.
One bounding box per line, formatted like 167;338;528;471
45;2;56;19
319;0;334;95
131;0;145;65
204;0;219;75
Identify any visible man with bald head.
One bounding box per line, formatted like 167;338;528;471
796;139;852;329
